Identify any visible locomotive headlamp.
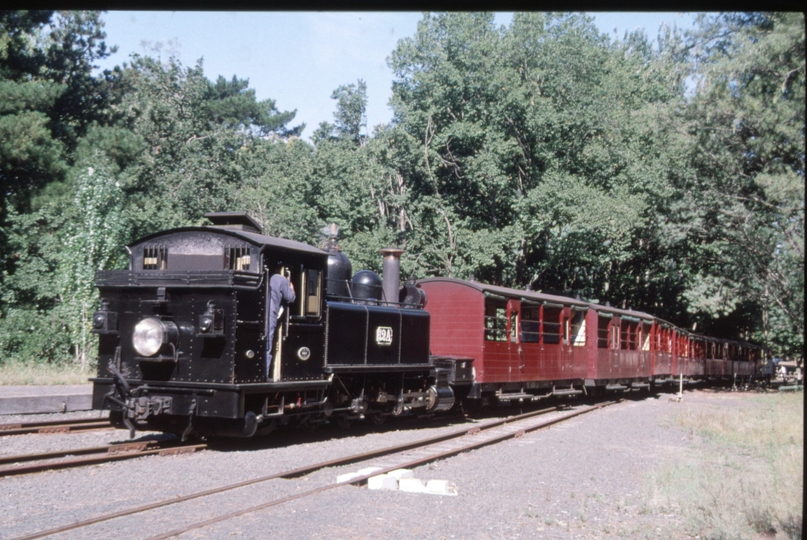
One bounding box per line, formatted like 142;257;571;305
199;316;213;333
133;317;177;357
92;312;107;329
91;299;117;334
197;302;223;336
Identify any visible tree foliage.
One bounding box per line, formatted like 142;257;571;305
681;12;804;352
0;11;802;368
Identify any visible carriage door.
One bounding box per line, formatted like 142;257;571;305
610;317;621;377
560;307;573;377
506;299;523;382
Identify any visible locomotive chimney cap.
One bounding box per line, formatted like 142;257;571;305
205;212;262;234
379;247;405;257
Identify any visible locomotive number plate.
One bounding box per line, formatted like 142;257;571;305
376;326;393;346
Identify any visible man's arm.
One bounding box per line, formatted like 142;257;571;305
282;278;296;303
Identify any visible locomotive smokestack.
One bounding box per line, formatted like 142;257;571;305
379;247;404;306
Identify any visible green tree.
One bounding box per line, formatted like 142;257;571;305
58;156;129;370
387;11;691;318
107;54;304;238
205;74;303;137
313;79;369;147
332;79;368;145
682;12;804;354
0;11;116;207
0;47;304;367
232;136;320;242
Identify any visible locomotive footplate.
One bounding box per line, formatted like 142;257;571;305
322;364;433;373
91;376;333;433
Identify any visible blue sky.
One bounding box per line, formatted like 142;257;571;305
95;12;697;141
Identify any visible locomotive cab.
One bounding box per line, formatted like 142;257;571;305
91;213;331;437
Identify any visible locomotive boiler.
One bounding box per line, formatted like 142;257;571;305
90;213;468;438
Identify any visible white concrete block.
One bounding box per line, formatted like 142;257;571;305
388;469;413;480
425;479;456;496
368;474;399;491
336;472;363;483
357;466;384;476
398;478;426;493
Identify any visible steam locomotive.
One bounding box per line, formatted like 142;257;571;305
90;212;763;439
91;213;466;438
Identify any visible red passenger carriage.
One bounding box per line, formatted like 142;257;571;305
419;278;660;401
418;278;764;403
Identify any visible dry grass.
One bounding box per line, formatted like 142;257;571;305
0;362;93;385
644;392;803;540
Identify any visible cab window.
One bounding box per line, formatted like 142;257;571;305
305;269;322;317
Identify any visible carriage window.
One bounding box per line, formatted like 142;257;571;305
485;302;507;341
571;310;586;347
611;324;620;350
642;323;651;351
563;316;570;345
543;307;561;345
620;321;630;350
521;308;539;343
143;245;168;270
623;321;638;350
637;324;642;350
510;311;519;343
598;316;610;349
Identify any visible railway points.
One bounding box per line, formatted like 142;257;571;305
12;399;618;540
0;439;205;478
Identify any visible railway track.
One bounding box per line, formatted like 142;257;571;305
0;417;112;436
14;399;621;540
0;439;206;478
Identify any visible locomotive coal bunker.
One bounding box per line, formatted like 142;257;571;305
91;212;469;438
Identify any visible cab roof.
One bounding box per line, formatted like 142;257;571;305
131;226;327;258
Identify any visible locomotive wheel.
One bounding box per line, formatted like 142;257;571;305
336;414;353;429
369;410;386;425
255;418;278;437
297;415;319;432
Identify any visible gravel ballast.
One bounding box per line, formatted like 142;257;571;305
0;390;754;539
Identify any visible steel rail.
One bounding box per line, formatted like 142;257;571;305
149;401;619;540
15;404;562;540
0;419;112;436
0;417;106;430
0;441;157;467
0;441;205;478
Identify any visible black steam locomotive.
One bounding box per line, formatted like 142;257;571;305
91;213;469;438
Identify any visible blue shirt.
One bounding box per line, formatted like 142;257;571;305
266;274;296;376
